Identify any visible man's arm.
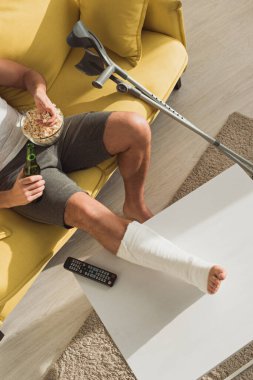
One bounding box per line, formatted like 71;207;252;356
0;58;44;90
0;59;50;208
0;191;12;209
0;59;56;122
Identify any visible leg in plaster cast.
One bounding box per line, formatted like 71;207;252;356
64;195;226;295
64;111;226;294
116;221;227;295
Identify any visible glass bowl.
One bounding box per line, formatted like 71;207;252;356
18;108;64;147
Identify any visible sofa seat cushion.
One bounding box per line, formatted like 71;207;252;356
79;0;149;67
48;31;188;119
0;160;117;308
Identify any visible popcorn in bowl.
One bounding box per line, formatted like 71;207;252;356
20;107;64;146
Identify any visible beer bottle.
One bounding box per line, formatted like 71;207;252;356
24;142;41;176
24;142;42;202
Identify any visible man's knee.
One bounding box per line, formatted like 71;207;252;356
104;111;151;155
64;191;96;229
124;112;151;147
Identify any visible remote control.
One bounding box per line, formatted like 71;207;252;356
64;257;117;287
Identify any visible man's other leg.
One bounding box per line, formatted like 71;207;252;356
103;111;153;222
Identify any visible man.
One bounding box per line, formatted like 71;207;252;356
0;59;226;294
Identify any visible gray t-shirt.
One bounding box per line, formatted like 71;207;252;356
0;97;27;171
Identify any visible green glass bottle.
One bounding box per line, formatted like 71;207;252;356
24;142;41;176
24;142;42;202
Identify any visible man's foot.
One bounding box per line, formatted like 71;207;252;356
123;202;153;223
207;265;227;294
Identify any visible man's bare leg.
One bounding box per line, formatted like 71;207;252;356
64;191;130;253
103;111;153;222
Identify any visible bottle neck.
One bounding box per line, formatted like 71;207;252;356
26;143;36;162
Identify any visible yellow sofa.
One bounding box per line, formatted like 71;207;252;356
0;0;188;338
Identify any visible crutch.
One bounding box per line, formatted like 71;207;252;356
67;20;253;177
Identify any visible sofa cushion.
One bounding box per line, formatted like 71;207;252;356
0;0;79;111
79;0;149;67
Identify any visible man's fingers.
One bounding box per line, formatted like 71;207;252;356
26;191;44;203
26;185;45;197
33;191;44;200
47;105;57;118
43;106;57;125
42;101;57;116
43;115;57;126
26;179;45;191
21;175;43;184
24;186;45;203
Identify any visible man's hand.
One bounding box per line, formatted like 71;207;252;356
34;87;57;126
8;169;45;207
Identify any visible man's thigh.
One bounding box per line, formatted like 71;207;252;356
59;111;114;173
12;167;83;227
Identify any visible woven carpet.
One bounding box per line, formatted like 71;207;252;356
44;112;253;380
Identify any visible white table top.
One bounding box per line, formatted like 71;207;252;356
74;165;253;380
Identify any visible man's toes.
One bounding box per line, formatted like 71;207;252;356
211;277;220;286
208;278;221;294
208;282;217;291
208;285;217;294
217;271;226;281
208;283;220;294
212;266;227;281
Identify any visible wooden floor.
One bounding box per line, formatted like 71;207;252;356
1;1;253;379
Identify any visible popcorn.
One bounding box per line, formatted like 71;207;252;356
21;107;63;146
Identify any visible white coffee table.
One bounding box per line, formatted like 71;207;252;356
72;165;253;380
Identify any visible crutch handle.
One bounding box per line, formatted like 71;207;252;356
92;65;115;89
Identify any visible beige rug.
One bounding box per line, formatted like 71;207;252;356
44;112;253;380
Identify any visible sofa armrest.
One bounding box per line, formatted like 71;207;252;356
143;0;186;47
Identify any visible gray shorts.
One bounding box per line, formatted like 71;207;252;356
0;111;113;227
